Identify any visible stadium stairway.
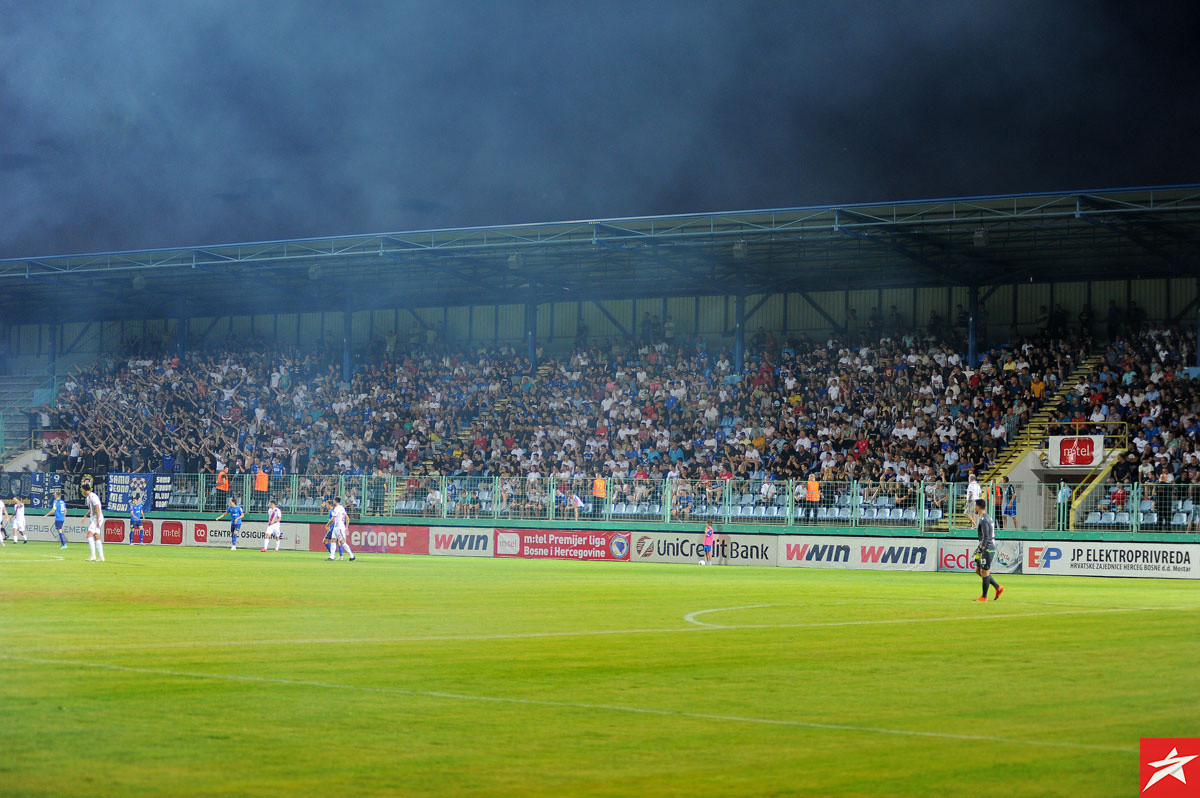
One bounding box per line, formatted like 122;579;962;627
979;351;1106;485
923;350;1105;533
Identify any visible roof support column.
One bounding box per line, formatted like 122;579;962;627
47;325;58;377
342;310;353;383
734;291;746;374
967;284;979;367
525;285;538;374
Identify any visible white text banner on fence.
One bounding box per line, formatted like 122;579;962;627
1023;540;1199;579
776;536;935;571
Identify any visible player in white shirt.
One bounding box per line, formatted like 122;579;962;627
0;497;7;546
11;496;27;543
261;499;283;553
325;497;355;561
83;485;105;562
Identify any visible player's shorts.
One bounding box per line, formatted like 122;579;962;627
230;524;241;534
331;528;347;542
14;522;24;533
978;547;995;571
54;520;64;531
702;543;713;553
266;523;281;538
1003;501;1017;517
87;522;101;536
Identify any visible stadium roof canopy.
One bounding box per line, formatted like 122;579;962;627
3;184;1199;324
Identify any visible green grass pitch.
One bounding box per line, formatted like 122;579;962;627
1;542;1197;797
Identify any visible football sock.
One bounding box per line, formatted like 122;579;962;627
981;576;989;598
231;533;238;547
95;539;105;560
988;576;1001;591
342;544;354;558
329;542;336;557
58;533;66;546
88;539;96;557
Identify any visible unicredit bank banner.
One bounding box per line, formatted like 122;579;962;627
494;529;630;561
936;539;1022;574
776;535;935;571
1023;541;1199;579
631;531;775;566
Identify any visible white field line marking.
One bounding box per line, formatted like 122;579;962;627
0;652;1135;753
684;604;786;626
0;553;65;563
6;605;1192;654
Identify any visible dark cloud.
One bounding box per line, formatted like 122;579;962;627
0;0;1197;257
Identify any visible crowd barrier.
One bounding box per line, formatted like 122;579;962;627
18;515;1198;579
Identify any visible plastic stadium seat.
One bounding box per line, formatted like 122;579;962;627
838;507;853;520
816;506;831;520
1171;512;1190;527
1099;512;1116;524
1083;512;1102;525
902;508;918;520
1114;512;1130;525
1184;500;1195;513
889;508;905;520
1140;512;1158;526
860;508;877;521
1138;499;1154;513
928;509;943;521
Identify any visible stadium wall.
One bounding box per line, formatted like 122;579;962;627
23;515;1199;579
10;276;1197;360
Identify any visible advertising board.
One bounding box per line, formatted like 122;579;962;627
936;539;1022;574
494;529;630;561
1023;541;1199;579
776;535;935;571
630;531;775;566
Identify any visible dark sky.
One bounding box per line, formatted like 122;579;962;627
1;0;1198;258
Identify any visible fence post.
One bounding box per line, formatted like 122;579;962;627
548;477;557;520
916;481;926;531
439;475;448;519
721;480;731;524
492;475;501;519
850;480;860;528
948;483;957;531
662;479;672;523
197;473;207;513
786;479;795;525
1131;482;1141;533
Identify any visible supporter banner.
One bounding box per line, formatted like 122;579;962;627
430;528;494;557
776;535;935;571
494;529;631;561
306;523;430;555
1024;541;1200;579
1048;435;1104;467
29;473;46;509
105;473;173;513
631;531;775;566
936;539;1022;574
2;473;33;500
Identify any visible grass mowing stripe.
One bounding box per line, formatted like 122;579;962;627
9;604;1190;653
0;652;1136;754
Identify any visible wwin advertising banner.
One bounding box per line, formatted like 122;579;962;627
1022;540;1200;579
776;535;935;571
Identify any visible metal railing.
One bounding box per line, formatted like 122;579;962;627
11;471;1200;534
